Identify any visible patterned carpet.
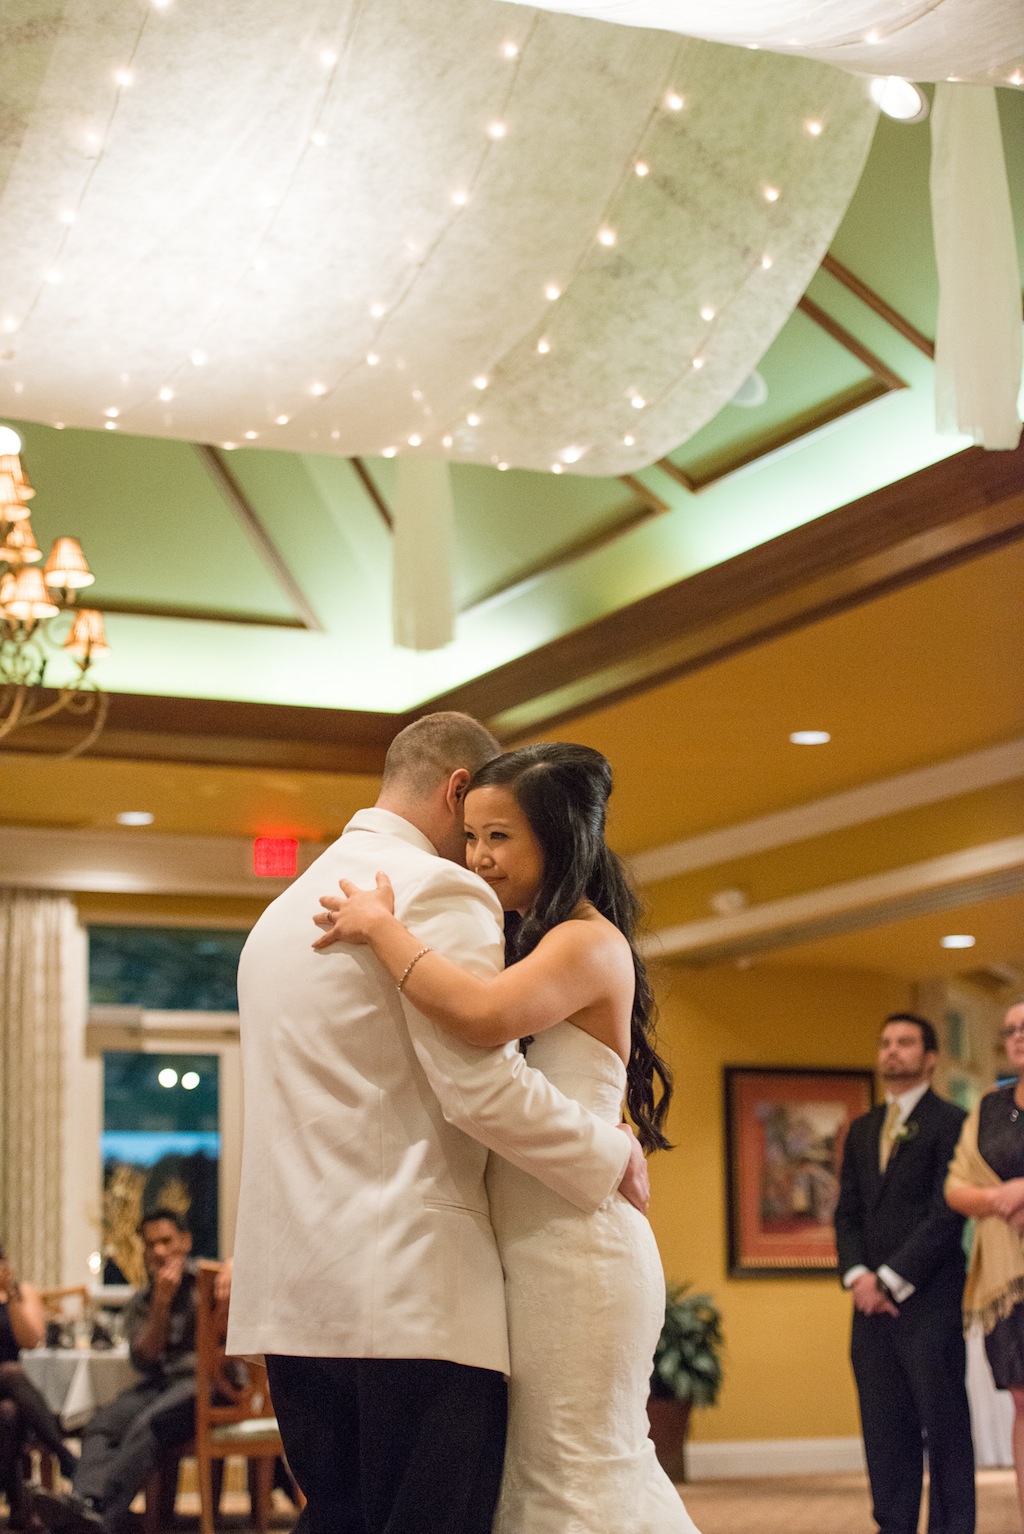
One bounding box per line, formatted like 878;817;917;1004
678;1469;1021;1534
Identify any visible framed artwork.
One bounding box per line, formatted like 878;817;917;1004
724;1066;875;1278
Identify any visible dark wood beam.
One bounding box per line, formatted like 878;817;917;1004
349;456;394;531
196;445;325;633
90;599;305;629
0;691;399;773
417;438;1024;739
820;253;936;359
10;441;1024;769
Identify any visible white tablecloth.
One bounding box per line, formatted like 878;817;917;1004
21;1347;139;1431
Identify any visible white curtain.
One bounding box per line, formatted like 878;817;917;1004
931;84;1023;451
393;456;456;649
0;889;78;1284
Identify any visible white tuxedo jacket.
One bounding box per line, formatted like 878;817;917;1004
227;808;630;1374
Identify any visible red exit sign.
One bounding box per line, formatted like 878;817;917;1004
253;837;299;877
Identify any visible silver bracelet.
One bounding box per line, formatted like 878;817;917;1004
397;947;432;993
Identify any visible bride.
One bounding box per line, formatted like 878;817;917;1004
313;741;701;1533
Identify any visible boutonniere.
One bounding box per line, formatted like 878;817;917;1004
892;1121;919;1147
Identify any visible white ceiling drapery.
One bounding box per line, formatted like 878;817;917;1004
931;83;1023;451
494;0;1024;86
497;0;1024;451
0;0;877;477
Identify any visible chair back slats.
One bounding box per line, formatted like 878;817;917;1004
194;1265;276;1431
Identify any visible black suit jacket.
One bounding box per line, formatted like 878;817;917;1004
833;1087;967;1305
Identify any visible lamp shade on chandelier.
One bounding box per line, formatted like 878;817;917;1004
0;425;110;756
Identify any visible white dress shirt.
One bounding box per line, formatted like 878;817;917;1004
842;1080;930;1303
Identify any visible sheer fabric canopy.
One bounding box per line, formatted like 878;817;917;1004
0;0;876;477
495;0;1024;85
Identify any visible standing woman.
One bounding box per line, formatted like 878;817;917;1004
0;1245;78;1526
946;998;1024;1529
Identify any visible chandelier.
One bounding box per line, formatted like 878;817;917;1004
0;425;110;757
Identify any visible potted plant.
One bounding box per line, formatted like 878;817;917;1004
647;1282;724;1482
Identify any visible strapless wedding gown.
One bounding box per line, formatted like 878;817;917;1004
487;1021;701;1533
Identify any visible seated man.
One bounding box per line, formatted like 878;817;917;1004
35;1208;229;1534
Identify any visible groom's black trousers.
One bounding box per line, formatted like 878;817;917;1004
265;1354;507;1534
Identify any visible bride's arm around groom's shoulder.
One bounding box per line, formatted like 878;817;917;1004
396;859;632;1214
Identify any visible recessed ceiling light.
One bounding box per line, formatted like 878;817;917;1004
941;934;976;949
117;811;154;826
158;1068;178;1088
789;730;830;745
731;370;768;408
869;77;929;123
181;1071;201;1090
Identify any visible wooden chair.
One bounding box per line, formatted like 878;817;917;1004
193;1264;283;1534
38;1285;90;1321
141;1450;224;1534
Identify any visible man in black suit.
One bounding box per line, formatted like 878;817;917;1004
834;1012;975;1534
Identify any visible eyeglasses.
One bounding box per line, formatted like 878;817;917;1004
1001;1024;1024;1041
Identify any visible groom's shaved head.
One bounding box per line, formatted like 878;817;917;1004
381;712;500;799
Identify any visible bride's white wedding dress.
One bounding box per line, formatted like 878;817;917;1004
487;1021;701;1533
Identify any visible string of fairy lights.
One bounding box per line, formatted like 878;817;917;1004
0;2;953;477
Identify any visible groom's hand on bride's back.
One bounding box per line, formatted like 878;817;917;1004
616;1124;650;1215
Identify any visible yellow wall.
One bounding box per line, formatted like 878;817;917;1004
648;962;911;1443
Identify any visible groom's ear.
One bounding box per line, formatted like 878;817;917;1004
446;768;472;810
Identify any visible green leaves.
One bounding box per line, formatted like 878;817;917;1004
650;1281;724;1406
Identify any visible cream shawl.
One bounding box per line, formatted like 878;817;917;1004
946;1102;1024;1334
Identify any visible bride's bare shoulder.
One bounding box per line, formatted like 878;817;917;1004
538;909;632;968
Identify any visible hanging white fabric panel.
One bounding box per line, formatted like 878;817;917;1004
393;456;455;649
0;888;77;1284
495;0;1024;85
0;0;875;475
930;85;1022;451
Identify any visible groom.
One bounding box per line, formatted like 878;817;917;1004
227;711;649;1534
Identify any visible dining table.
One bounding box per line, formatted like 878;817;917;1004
21;1344;139;1432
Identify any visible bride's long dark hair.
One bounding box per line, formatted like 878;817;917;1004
469;743;673;1153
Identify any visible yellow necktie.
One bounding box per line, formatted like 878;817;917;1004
879;1100;901;1172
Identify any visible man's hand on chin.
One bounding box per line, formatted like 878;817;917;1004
616;1124;650;1216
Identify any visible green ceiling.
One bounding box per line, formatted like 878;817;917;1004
7;94;1023;714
